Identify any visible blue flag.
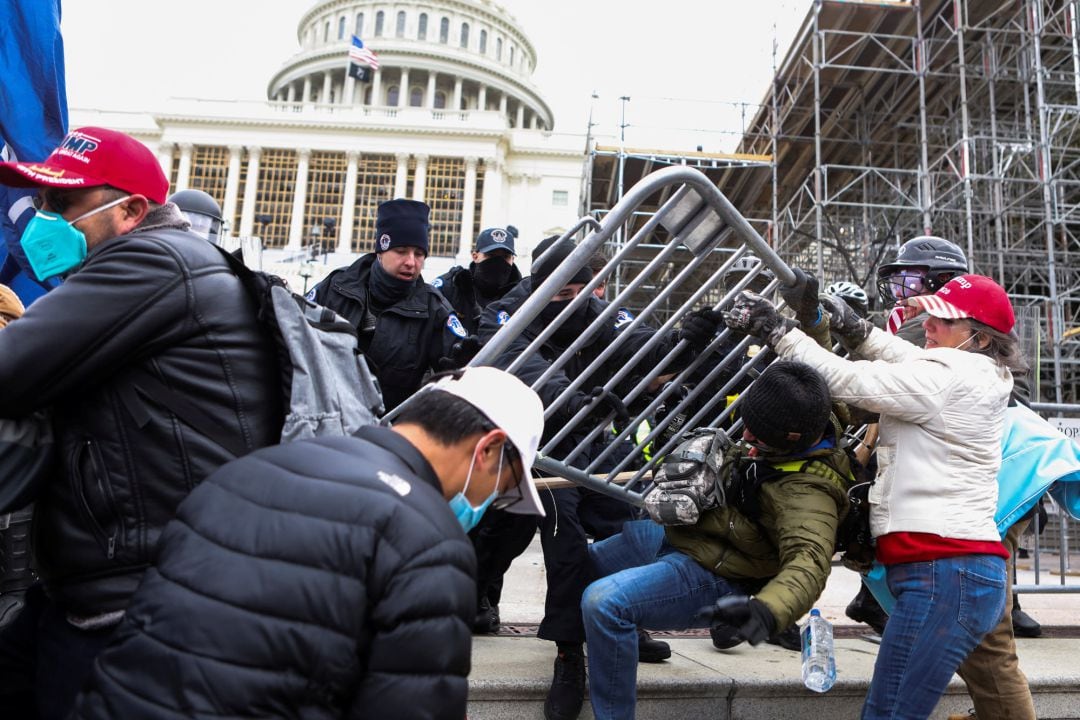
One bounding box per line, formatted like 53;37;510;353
0;0;69;303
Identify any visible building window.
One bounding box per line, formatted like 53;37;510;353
396;11;406;38
509;45;514;66
355;13;364;37
324;21;330;42
338;17;346;40
409;87;423;106
418;13;427;39
425;157;466;256
387;85;400;107
375;11;384;36
350;153;397;252
552;190;569;207
434;91;447;109
252;148;299;249
460;23;469;48
439;17;449;43
303;151;347;254
479;29;487;54
495;37;502;61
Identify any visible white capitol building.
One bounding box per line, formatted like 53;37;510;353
72;0;588;283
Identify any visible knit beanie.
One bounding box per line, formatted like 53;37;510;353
375;199;430;255
740;360;831;453
530;236;591;292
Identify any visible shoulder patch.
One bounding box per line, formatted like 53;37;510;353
377;470;412;496
614;308;635;328
447;313;468;338
432;277;444;289
305;287;318;302
497;310;511;326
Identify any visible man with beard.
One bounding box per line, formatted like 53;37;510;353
434;225;521;334
308;199;467;411
477;237;721;720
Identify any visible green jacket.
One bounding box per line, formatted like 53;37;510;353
665;443;852;630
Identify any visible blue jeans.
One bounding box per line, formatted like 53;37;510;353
862;554;1007;720
582;520;743;720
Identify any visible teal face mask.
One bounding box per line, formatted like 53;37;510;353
21;195;130;281
449;445;504;533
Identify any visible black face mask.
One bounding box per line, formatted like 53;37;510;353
541;298;591;347
472;256;514;297
369;257;414;306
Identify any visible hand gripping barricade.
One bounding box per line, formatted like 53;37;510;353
466;165;802;506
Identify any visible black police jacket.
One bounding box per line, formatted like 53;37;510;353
73;428;476;720
434;263;522;334
0;226;281;617
311;254;461;410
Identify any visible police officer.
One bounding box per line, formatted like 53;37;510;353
169;189;225;245
308;199;468;410
433;225;522;334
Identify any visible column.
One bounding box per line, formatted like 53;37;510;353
394;153;409;197
287;148;311;251
399;68;410;107
286;83;297;103
412;154;428;202
157;143;174;183
372;68;383;106
531;114;540;129
338;150;360;253
457;157;478;264
498;93;508;116
222;144;243;232
426;72;437;109
452;77;463;111
334;75;344;105
175;143;193;191
301;76;313;106
344;72;356;106
239;146;262;237
321;72;333;105
478;85;487;111
479;157;502;229
515;102;525;129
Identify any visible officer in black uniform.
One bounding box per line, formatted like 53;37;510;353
433;225;522;334
308;199;468;411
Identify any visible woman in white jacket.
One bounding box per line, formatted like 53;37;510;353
723;273;1022;720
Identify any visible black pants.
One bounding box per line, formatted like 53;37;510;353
0;584;116;719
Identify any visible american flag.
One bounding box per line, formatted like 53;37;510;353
349;35;379;70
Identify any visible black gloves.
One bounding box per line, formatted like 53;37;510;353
436;335;482;371
699;595;777;647
566;386;631;427
820;294;874;349
678;308;725;351
721;292;798;348
779;267;822;328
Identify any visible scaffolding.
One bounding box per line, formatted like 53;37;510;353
590;0;1080;403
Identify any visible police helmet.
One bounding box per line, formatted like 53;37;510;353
170;189;224;245
875;236;967;305
825;281;869;318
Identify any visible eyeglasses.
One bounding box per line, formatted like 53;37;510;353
490;443;528;512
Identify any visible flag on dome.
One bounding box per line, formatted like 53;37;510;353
348;36;379;81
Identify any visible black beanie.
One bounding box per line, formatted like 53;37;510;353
530;236;592;292
740;360;831;453
375;199;430;255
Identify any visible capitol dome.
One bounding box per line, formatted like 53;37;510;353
268;0;553;131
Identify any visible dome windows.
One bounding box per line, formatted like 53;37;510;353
439;17;449;44
479;29;487;54
396;11;406;38
338;16;346;40
355;13;363;37
461;23;469;49
418;13;427;40
375;11;384;37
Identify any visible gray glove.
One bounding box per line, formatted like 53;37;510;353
820;294;874;349
721;291;798;348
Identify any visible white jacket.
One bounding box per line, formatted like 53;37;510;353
774;327;1012;541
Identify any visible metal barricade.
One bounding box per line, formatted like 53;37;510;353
469;165;795;505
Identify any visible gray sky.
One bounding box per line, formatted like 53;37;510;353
61;0;808;152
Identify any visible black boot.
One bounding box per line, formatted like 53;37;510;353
544;645;586;720
473;595;500;635
765;623;801;651
637;628;671;663
846;585;888;635
1011;595;1042;638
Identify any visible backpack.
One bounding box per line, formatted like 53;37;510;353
127;248;384;456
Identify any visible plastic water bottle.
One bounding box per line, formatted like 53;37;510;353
801;608;836;693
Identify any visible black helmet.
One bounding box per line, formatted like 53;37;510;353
875;235;967;305
169;189;224;245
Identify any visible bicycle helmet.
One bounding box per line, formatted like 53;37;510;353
825;281;869;318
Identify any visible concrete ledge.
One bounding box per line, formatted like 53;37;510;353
468;636;1080;720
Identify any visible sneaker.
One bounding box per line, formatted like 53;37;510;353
846;586;888;635
544;649;586;720
765;623;801;652
473;596;500;635
1012;607;1042;638
637;628;671;663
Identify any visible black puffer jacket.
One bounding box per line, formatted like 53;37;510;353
73;428;476;720
311;254;460;410
0;214;281;617
434;263;522;334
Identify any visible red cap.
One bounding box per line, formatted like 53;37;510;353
906;274;1015;333
0;127;168;204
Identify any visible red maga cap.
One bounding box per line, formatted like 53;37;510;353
0;127;168;205
906;274;1015;334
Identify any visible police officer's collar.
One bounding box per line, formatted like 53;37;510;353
354;425;442;493
332;253;432;312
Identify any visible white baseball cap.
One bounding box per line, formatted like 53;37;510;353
426;366;545;516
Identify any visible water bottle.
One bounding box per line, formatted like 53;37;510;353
801;608;836;693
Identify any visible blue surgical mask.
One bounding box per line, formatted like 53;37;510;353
449;445;504;533
21;195;130;281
